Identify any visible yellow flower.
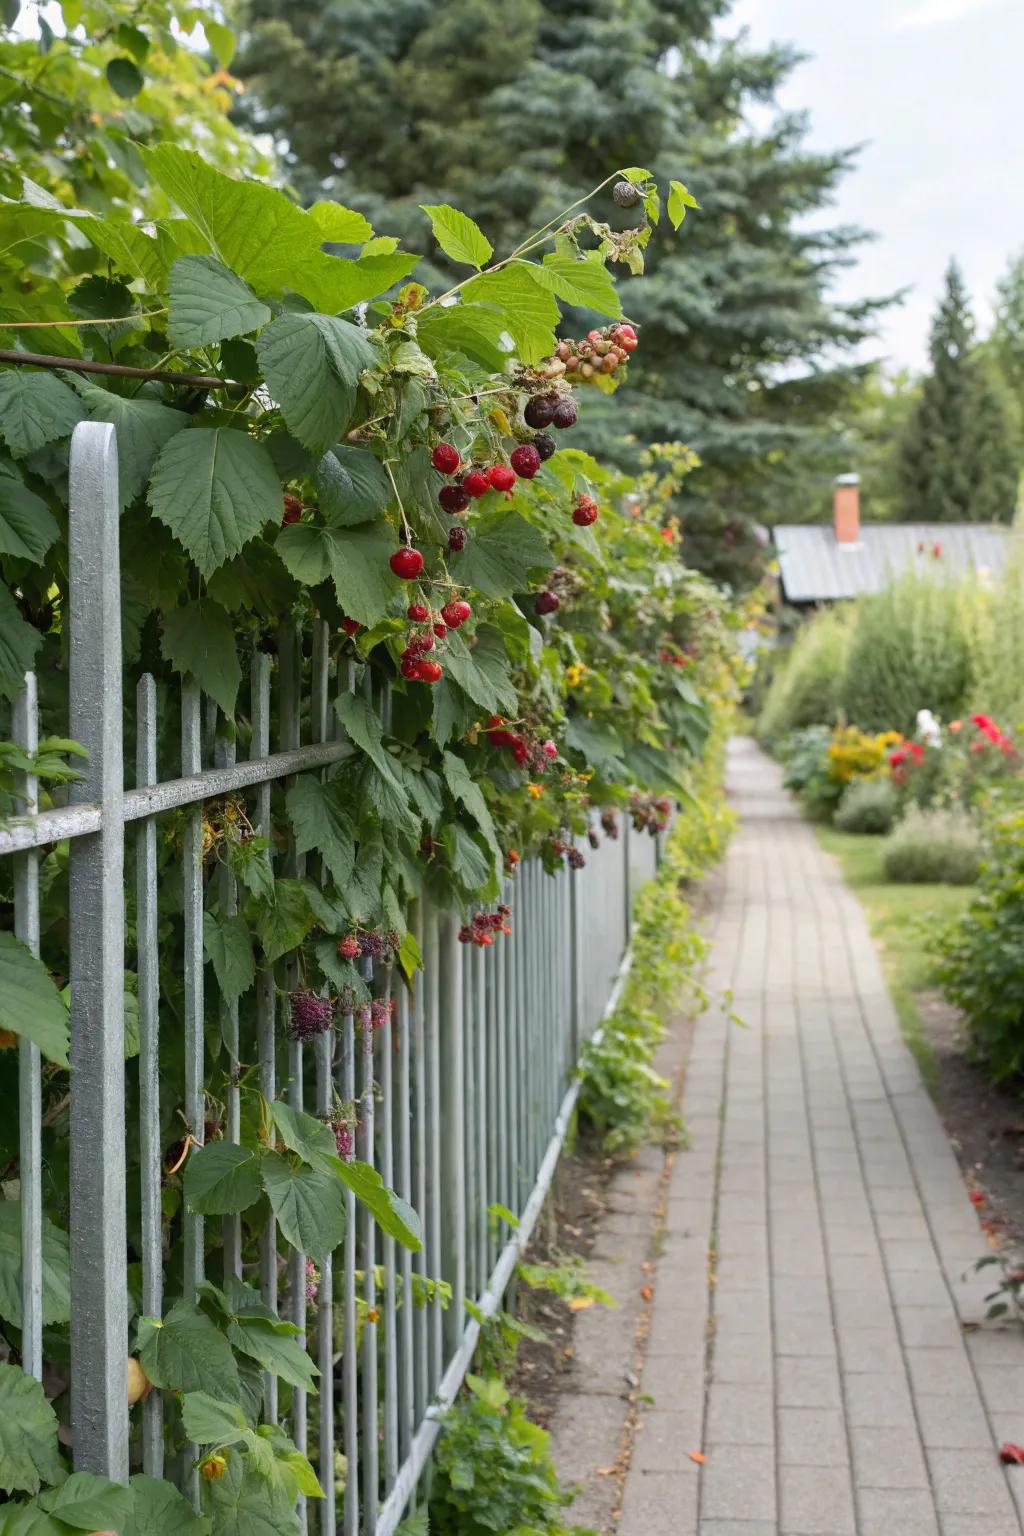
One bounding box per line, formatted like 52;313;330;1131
527;783;543;799
565;664;586;688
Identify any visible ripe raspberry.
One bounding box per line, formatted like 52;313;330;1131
407;602;430;622
473;911;490;930
390;547;424;580
489;912;504;930
282;493;303;524
542;739;558;759
524;395;556;429
400;658;421;680
535;590;561;615
573;495;599;527
551;398;578;429
462;469;490;498
533;432;556;462
289;991;334;1042
488;464;516;492
613;179;643;207
341;616;361;635
338;934;361;961
448;526;467;552
510;443;541;479
433;622;448;639
567;847;586;869
431;442;460;474
441;599;472;628
334;1118;354;1158
439;484;470;515
417;659;443;683
369;999;389;1030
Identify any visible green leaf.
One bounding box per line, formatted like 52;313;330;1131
0;1364;63;1495
162;600;242;717
228;1318;319;1394
205;20;236;66
260;1152;347;1262
298;250;421;314
105;55;143;97
309;202;373;245
183;1141;264;1216
137;1299;241;1400
168;255;272;349
536;246;623;318
39;1472;133;1530
443;821;494;894
255;878;316;966
276;521;400;625
0;1202;70;1328
148;427;281;578
0;932;69;1066
286;775;356;886
667;180;699;229
398;930;423;982
336;694;410;814
180;1391;249;1448
0;583;42;700
0;372;83;458
269;1101;339;1168
257;313;376;454
419;203;493;269
0;1504;69;1536
442;626;517;716
416;303;512;371
202;1452;301;1536
456;510;554;598
442;751;500;856
335;1159;422;1251
316;447;391;525
462;265;560;364
75;383;188;511
0;465;59;563
126;1474;210;1536
313;941;368;999
202;911;255;1002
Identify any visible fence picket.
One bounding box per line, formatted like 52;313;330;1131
13;673;42;1384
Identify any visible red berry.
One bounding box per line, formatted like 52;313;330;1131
533;432;556;462
407;603;429;622
341;616;361;635
448;526;467;552
542;740;558;759
338;935;361;960
488;464;516;492
462;469;490;499
535;590;560;615
617;324;637;341
400;658;421;680
432;442;460;474
524;395;556;429
282;492;303;524
390;547;424;580
573;495;599;527
417;660;443;684
439;484;470;515
586;328;603;344
551;398;578;429
510;443;541;479
441;599;472;628
414;632;435;652
433;622;448;639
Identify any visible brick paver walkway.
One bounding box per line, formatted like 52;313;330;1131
621;737;1024;1536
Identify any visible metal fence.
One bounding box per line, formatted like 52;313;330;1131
1;422;659;1533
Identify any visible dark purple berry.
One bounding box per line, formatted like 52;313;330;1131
533;432;556;462
535;590;560;616
448;526;467;552
551;398;578;430
439;484;470;515
289;991;334;1041
568;847;586;870
524;395;556;429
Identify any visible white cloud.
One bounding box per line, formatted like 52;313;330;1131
894;0;1012;30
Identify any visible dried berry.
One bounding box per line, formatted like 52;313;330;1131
289;991;334;1041
334;1120;355;1159
612;178;643;207
431;442;460;474
390;547;424;580
439;483;470;515
510;443;542;479
282;493;303;524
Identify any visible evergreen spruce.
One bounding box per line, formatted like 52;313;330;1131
897;260;1017;523
236;0;885;585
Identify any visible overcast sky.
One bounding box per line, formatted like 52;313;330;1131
725;0;1024;373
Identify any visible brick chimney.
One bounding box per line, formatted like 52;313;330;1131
833;473;861;547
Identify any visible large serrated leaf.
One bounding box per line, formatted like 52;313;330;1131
0;464;59;563
228;1317;320;1394
201;1452;302;1536
0;932;69;1066
260;1152;346;1262
0;1364;64;1495
0;1201;70;1328
455;510;554;598
184;1141;263;1216
419;203;493;269
39;1471;133;1531
148;427;280;578
316;446;391;525
462;264;560;364
335;1158;422;1251
257;313;375;453
0;582;41;700
276;521;400;627
416;302;512;371
162;600;242;716
286;775;356;885
137;1299;241;1400
442;750;500;856
125;1474;209;1536
309;201;373;244
0;372;83;458
75;383;188;510
255;878;315;966
536;245;623;318
168;254;272;348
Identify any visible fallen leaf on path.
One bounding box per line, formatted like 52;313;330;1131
1000;1443;1024;1465
569;1296;595;1312
596;1467;616;1477
688;1450;706;1464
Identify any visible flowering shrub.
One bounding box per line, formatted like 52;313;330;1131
828;727;902;784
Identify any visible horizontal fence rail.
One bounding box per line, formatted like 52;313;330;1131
1;422;662;1533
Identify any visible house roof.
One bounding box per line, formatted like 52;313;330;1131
773;522;1014;603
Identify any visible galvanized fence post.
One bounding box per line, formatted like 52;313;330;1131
66;420;129;1479
13;674;42;1384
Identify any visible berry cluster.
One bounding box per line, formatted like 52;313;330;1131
288;991;335;1042
658;643;691;668
305;1258;321;1306
337;926;402;965
629;792;673;836
399;597;472;685
357;997;397;1031
329;1106;357;1160
458;905;513;946
486;715;560;773
557;324;638;382
601;808;620;841
550;837;586;870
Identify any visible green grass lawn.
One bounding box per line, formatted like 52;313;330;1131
815;827;973;1092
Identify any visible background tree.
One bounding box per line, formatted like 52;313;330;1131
896;259;1018;523
234;0;889;587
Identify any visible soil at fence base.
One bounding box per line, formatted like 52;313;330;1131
916;988;1024;1252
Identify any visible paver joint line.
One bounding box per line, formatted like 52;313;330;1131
605;739;1024;1536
